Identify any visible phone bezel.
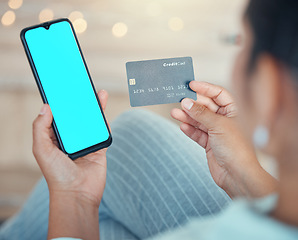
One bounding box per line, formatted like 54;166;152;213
20;18;112;160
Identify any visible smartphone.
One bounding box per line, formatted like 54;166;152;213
20;18;112;160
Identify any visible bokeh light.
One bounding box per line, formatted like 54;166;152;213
8;0;23;10
112;22;128;38
146;2;162;17
168;17;184;32
1;10;16;26
73;18;87;34
39;8;54;23
68;11;84;22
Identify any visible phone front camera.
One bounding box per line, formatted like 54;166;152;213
43;24;50;30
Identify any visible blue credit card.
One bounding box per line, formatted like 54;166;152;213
126;57;197;107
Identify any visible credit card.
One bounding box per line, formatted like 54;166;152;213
126;57;197;107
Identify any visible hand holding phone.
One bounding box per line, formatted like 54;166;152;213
32;90;109;239
21;19;111;238
33;90;109;201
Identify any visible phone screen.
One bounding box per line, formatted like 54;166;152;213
23;20;110;155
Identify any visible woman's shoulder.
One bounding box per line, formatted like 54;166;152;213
149;195;298;240
211;195;298;239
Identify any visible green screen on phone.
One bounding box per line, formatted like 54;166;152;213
24;20;110;154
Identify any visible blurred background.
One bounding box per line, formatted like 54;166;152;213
0;0;246;222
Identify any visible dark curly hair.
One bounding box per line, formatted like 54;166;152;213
245;0;298;73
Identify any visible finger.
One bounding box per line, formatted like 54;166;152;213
217;103;238;118
49;128;59;147
171;108;208;132
81;147;108;164
181;98;223;130
97;89;108;111
97;89;111;131
180;123;209;149
196;94;220;113
190;81;234;107
32;104;55;159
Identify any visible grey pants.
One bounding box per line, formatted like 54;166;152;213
0;109;231;240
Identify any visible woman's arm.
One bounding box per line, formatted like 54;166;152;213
172;81;277;198
48;192;99;240
32;90;110;240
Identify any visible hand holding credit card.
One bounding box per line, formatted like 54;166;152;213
126;57;197;107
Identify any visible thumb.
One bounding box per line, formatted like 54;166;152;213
181;98;222;130
32;104;55;160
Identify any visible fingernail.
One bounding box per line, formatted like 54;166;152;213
99;89;106;95
182;99;194;110
39;105;47;115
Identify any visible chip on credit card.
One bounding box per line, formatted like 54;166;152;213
126;57;197;107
